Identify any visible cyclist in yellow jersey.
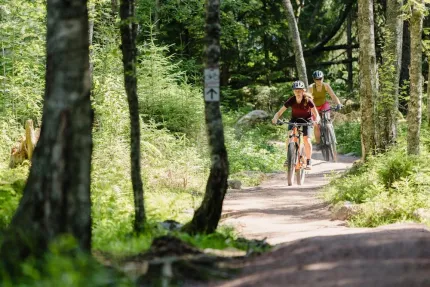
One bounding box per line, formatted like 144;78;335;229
308;70;343;149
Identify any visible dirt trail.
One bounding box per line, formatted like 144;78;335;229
199;151;430;287
221;151;365;244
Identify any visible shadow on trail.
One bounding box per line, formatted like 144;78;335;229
202;225;430;287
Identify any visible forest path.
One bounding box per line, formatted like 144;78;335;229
220;150;365;244
193;151;430;287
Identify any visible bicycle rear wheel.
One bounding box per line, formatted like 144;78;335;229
287;142;296;186
326;124;337;162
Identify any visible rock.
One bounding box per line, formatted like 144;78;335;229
331;201;362;221
413;208;430;222
228;179;242;190
159;220;183;231
344;152;356;157
235;110;269;127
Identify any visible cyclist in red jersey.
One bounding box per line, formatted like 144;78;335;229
272;80;321;170
308;70;343;149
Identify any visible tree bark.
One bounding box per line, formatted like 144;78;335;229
1;0;93;273
428;60;430;127
182;0;229;235
347;12;353;92
399;21;411;113
120;0;146;232
407;0;424;155
378;0;403;150
282;0;308;86
357;0;377;159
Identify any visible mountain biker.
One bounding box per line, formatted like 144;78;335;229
272;80;321;170
308;70;343;149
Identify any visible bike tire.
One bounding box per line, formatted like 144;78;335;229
320;126;330;161
327;124;338;162
287;142;296;186
296;145;306;185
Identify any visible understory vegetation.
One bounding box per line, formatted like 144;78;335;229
324;126;430;227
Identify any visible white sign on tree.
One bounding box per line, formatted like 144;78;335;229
204;68;220;102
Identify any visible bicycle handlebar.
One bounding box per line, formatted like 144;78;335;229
276;119;314;126
320;106;341;113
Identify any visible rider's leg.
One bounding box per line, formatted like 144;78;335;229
304;135;312;159
314;123;321;144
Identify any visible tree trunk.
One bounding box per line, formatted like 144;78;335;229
120;0;146;232
347;12;353;92
282;0;308;86
377;0;403;150
1;0;93;274
407;0;424;155
357;0;377;159
182;0;229;235
428;60;430;127
399;21;410;114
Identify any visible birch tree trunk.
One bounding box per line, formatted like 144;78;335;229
182;0;229;235
282;0;308;86
428;61;430;127
407;0;424;155
378;0;403;150
357;0;377;159
1;0;93;273
120;0;146;232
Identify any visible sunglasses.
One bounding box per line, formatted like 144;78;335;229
314;78;322;80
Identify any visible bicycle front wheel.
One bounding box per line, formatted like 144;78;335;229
320;126;330;161
287;142;296;186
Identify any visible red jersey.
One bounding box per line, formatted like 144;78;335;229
284;96;315;119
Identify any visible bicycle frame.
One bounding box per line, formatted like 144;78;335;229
287;125;304;171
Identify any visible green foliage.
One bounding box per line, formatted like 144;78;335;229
137;39;205;139
324;130;430;227
334;121;362;156
1;235;133;287
0;166;28;230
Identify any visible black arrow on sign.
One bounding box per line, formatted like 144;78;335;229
206;88;218;99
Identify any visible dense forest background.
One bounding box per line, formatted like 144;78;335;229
1;0;430;285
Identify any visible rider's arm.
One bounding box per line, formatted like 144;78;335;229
311;106;321;123
324;83;341;105
272;106;287;124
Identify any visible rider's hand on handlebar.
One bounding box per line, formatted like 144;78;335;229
335;104;343;111
272;114;279;124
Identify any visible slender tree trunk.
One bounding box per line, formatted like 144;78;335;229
378;0;403;150
120;0;146;232
154;0;160;31
282;0;308;86
399;21;410;114
428;60;430;127
347;12;353;92
1;0;93;274
263;0;271;85
407;0;424;155
357;0;377;159
182;0;229;235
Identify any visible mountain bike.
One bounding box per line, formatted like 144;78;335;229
277;119;313;186
319;106;338;162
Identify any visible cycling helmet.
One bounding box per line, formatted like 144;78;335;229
312;70;324;79
292;80;305;90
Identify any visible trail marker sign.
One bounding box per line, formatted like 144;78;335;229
204;68;220;102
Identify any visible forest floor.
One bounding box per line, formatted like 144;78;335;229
185;151;430;286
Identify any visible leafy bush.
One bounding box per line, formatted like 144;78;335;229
334;121;361;156
324;135;430;227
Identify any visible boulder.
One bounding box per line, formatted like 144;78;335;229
227;179;242;190
331;201;362;221
236;110;269;127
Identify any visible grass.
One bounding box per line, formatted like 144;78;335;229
324;126;430;227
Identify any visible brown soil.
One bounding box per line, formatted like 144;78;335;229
190;151;430;286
